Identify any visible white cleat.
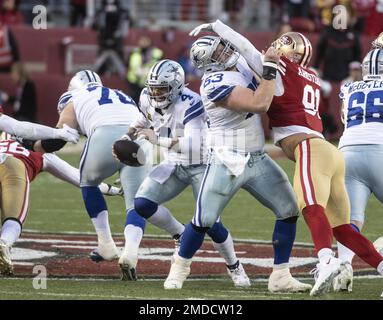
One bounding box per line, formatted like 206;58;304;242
333;262;353;292
226;261;251;288
164;255;191;290
310;257;345;296
268;268;312;293
119;249;138;281
0;240;13;276
90;240;120;262
373;236;383;255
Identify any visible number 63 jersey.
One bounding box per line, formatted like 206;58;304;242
339;80;383;149
58;84;141;137
268;56;323;144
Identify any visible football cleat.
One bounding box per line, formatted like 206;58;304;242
119;249;139;281
164;255;191;289
89;240;120;262
373;236;383;255
310;257;345;296
226;261;251;288
333;261;353;293
268;267;312;293
0;239;13;276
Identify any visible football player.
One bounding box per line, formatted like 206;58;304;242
30;70;168;270
333;49;383;292
164;36;312;292
117;59;250;287
0;137;121;275
195;20;383;296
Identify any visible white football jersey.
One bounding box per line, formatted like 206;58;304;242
135;87;207;165
57;84;141;137
339;80;383;149
200;56;265;153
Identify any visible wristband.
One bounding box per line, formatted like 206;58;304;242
157;137;173;148
262;61;278;80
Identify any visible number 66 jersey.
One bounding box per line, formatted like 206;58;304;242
339;80;383;149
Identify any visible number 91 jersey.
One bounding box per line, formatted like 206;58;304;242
58;84;141;137
268;57;323;134
339;80;383;149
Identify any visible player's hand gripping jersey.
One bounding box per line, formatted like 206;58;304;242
269;56;324;143
0;139;43;181
135;87;207;165
58;84;142;137
339;80;383;148
200;56;264;153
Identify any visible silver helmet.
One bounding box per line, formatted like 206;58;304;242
362;49;383;81
68;70;102;91
190;36;240;73
145;59;185;109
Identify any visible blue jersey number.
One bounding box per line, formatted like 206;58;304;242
87;86;135;106
204;73;224;88
347;90;383;128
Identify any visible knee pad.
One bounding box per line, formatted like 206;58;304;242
134;197;158;219
191;223;210;234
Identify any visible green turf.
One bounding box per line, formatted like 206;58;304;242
0;278;381;300
5;151;383;300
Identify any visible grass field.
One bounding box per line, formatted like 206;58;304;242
1;149;382;300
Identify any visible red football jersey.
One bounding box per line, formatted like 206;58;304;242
0;140;43;181
268;56;323;133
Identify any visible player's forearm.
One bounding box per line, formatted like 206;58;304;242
214;20;263;76
42;153;80;187
249;79;275;113
0;115;64;140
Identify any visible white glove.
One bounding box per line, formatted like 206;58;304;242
189;21;216;37
56;124;80;143
136;128;158;145
99;182;123;196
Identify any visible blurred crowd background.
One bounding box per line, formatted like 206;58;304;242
0;0;382;140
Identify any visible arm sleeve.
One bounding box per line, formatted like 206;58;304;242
42;153;80;187
0;114;62;140
213;20;284;96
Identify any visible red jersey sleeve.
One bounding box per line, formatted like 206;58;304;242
268;57;323;133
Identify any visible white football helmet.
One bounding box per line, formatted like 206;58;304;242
68;70;103;91
145;59;185;109
190;36;239;73
362;49;383;81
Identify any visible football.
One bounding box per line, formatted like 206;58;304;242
113;139;145;167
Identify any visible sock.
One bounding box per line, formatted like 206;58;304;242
337;224;360;263
82;186;107;218
91;210;113;244
126;209;146;231
123;224;144;256
302;204;333;252
148;205;185;237
212;233;238;266
333;224;383;269
178;223;206;259
0;220;21;246
318;248;334;264
272;218;296;265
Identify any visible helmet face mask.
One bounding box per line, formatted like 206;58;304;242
145;60;185;110
272;32;312;68
362;49;383;81
190;36;240;73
